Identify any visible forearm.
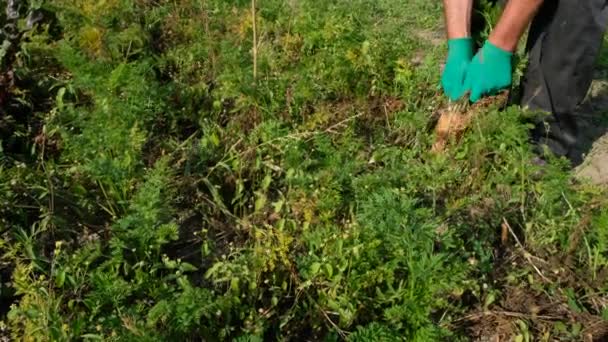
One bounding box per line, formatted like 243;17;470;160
443;0;473;39
489;0;544;52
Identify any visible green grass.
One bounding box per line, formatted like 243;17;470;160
1;0;607;340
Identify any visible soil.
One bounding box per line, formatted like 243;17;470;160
462;251;608;342
413;28;445;47
576;136;608;185
574;77;608;185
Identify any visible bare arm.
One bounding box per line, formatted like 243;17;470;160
443;0;473;39
489;0;544;52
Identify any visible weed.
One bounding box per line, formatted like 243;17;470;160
1;0;607;340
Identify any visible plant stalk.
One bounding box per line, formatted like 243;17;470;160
251;0;258;80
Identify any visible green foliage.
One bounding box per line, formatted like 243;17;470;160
297;190;466;340
1;0;608;341
347;322;402;342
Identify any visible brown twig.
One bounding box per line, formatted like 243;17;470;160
320;308;348;339
502;217;550;283
454;310;562;323
565;212;592;266
383;103;392;130
205;112;363;179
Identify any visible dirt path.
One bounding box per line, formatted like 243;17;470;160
574;77;608;185
413;28;444;47
576;135;608;185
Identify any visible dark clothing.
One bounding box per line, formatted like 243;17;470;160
522;0;608;164
474;0;608;165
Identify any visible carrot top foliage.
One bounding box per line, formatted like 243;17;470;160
1;0;607;341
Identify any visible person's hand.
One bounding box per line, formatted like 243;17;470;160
441;38;474;101
464;40;513;103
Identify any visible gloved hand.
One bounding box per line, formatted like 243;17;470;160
464;40;513;103
441;38;474;101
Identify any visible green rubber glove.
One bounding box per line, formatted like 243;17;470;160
441;38;474;101
463;40;513;103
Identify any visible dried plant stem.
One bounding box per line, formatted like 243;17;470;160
502;218;550;283
251;0;258;80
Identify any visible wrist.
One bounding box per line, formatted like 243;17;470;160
447;37;473;58
488;31;518;52
482;40;513;61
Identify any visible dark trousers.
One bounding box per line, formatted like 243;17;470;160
474;0;608;164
